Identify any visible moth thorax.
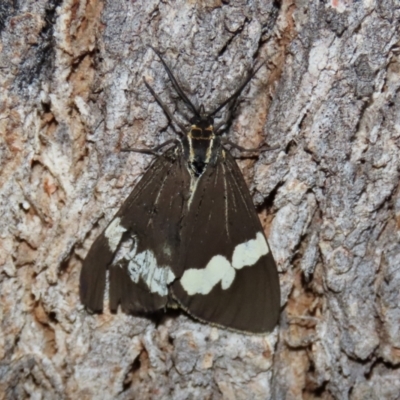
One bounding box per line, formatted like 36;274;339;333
189;125;213;139
188;124;215;176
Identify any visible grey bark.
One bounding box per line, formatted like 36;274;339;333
0;0;399;399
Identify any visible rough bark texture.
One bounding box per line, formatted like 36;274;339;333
1;0;399;399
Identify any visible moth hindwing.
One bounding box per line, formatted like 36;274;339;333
80;48;280;333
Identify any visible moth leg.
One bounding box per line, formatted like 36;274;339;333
121;138;179;156
221;138;279;153
143;78;187;134
214;98;238;133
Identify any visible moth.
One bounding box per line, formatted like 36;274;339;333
80;48;280;333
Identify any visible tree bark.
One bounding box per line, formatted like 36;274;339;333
0;0;399;399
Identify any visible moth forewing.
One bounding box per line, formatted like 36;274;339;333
80;147;191;313
171;150;280;333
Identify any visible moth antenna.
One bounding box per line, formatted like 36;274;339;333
209;62;264;118
143;78;186;135
149;46;201;118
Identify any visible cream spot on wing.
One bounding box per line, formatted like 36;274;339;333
104;217;127;252
180;232;270;295
180;255;235;295
127;249;175;296
231;232;269;270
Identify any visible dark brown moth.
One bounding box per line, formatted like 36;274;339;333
80;48;280;333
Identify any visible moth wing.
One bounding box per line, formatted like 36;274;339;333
171;149;280;333
80;147;191;313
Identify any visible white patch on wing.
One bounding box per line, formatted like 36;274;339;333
180;255;235;295
127;248;175;296
105;217;127;251
113;236;135;266
180;232;269;295
231;232;269;270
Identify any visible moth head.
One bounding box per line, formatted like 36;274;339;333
190;105;214;131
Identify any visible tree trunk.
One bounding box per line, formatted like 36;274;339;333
1;0;399;399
